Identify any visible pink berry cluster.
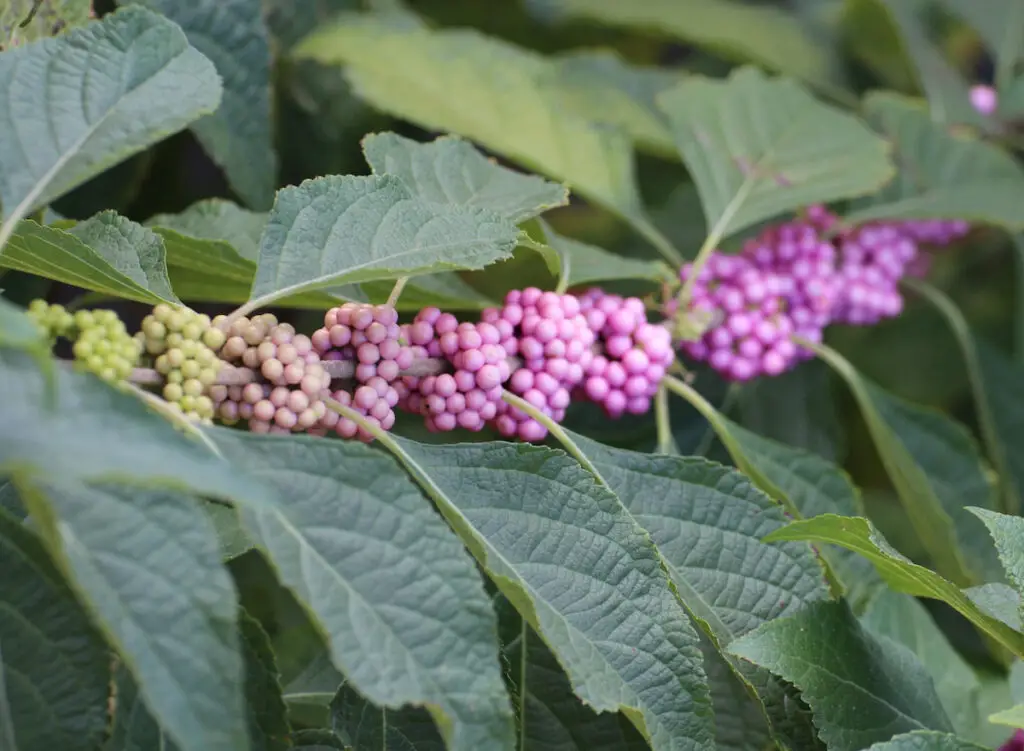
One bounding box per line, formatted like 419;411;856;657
673;205;970;381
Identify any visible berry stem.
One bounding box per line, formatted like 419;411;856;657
500;390;609;487
386;277;410;308
654;383;676;454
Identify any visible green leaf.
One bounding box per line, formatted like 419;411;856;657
937;0;1024;77
1;216;180;304
696;633;773;751
537;219;669;289
729;600;953;751
107;665;178;751
965;584;1022;631
0;509;109;751
243;174;519;314
210;430;516;751
539;50;683;155
123;0;276;209
21;481;247;751
862;730;989;751
362;132;568;223
0;349;273;505
0;296;48;357
862;591;982;740
294;15;677;263
387;436;715;751
0;6;222;228
846;93;1024;228
331;682;445;750
989;704;1024;729
811;341;999;587
360;273;498;312
967;509;1024;598
765;515;1024;656
541;0;840;90
1;0;92;46
290;729;346;750
657;67;892;243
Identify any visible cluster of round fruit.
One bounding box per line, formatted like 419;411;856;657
675;205;969;381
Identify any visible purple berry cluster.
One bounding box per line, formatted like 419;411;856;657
577;289;674;417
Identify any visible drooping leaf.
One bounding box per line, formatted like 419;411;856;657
862;730;989;751
846;93;1024;228
1;0;92;46
729;600;953;751
862;591;982;740
362;132;568;223
967;509;1024;599
330;682;445;750
294;15;677;262
765;515;1024;656
387;436;715;751
243;174;519;314
540;0;840;90
107;665;178;751
123;0;277;209
0;6;222;226
1;217;180;304
811;341;1000;587
657;66;892;242
696;633;774;751
0;509;109;751
210;430;516;751
537;219;669;289
965;584;1022;631
21;481;247;751
0;349;274;505
989;704;1024;729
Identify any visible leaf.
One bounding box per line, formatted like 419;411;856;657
210;430;516;751
0;509;109;751
1;0;92;46
765;515;1024;656
537;219;669;289
696;633;773;751
657;67;892;242
150;199;264;267
0;296;48;356
811;341;999;587
862;730;989;751
123;0;276;209
0;349;273;505
291;729;347;751
362;132;568;223
967;509;1024;599
20;480;247;751
387;436;715;751
729;600;953;751
0;6;222;227
845;93;1024;228
244;174;519;314
937;0;1024;75
1;217;180;304
965;584;1022;631
989;704;1024;729
294;15;675;262
107;665;178;751
541;0;840;90
331;682;446;750
862;591;982;740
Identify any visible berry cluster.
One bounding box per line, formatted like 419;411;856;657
673;206;970;381
27;301;140;384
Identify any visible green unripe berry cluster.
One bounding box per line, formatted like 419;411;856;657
69;309;142;384
138;304;226;424
26;299;74;342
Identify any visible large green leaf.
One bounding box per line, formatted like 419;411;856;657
22;481;247;751
210;431;516;751
696;634;773;751
386;436;715;751
966;584;1022;631
862;731;988;751
294;15;677;262
0;510;109;751
362;132;568;222
537;219;669;289
123;0;276;209
330;682;444;750
766;515;1024;656
811;341;999;587
862;591;982;740
0;6;222;229
1;216;180;304
729;600;953;751
542;0;840;90
1;0;92;46
241;174;519;315
657;67;892;243
968;509;1024;599
846;93;1024;228
0;348;273;505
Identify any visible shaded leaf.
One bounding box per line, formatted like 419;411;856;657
766;515;1024;656
1;0;92;46
210;430;515;751
125;0;277;209
657;66;892;242
388;436;715;751
331;682;445;750
0;509;109;751
1;217;179;304
538;219;669;289
965;584;1022;631
863;730;988;751
0;6;222;225
0;296;49;361
244;174;518;313
847;93;1024;228
360;273;497;312
968;509;1024;598
696;633;773;751
730;600;952;751
862;591;982;740
989;704;1024;729
362;132;568;223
